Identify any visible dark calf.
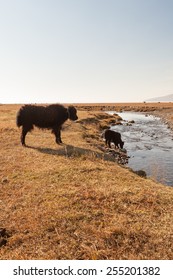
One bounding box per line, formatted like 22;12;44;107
16;104;78;146
104;129;124;149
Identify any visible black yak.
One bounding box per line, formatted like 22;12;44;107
104;129;124;149
16;104;78;146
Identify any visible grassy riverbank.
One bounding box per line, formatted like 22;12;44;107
0;103;173;259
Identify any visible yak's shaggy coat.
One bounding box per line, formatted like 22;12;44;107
104;129;124;149
16;104;78;146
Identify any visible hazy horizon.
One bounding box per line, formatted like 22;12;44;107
0;0;173;104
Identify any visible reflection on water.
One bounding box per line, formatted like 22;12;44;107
109;111;173;186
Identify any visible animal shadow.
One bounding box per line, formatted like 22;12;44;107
26;144;117;163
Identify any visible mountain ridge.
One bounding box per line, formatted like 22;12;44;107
145;94;173;102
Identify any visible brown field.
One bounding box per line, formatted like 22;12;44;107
0;103;173;259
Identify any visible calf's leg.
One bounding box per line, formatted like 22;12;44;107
108;139;111;148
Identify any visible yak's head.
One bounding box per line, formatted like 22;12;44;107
67;106;78;121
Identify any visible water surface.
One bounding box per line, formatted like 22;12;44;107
109;111;173;186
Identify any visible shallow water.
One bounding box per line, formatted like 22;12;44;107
109;111;173;186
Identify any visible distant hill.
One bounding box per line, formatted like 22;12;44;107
145;94;173;102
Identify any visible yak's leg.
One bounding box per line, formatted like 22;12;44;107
106;139;109;147
21;125;33;146
108;140;111;148
115;142;119;149
52;127;62;144
56;129;62;144
21;127;28;146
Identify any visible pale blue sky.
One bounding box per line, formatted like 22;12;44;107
0;0;173;104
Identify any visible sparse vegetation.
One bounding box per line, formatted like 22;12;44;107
0;103;173;260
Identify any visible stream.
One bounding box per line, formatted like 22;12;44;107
109;111;173;186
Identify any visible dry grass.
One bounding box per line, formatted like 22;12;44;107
0;103;173;260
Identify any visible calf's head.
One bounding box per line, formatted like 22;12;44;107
67;106;78;121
